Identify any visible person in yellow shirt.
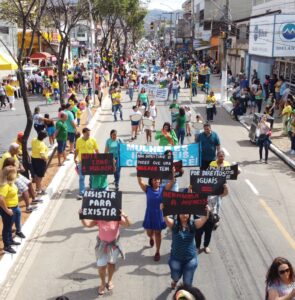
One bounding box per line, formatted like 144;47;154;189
76;106;82;127
74;127;99;199
206;91;217;122
5;80;16;110
31;131;48;194
0;165;24;254
112;89;123;121
51;77;59;103
281;99;293;135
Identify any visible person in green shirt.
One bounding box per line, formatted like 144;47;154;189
55;112;68;166
92;175;108;191
155;122;178;146
176;107;186;145
169;100;180;129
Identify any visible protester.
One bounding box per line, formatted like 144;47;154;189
137;87;149;111
288;110;295;155
155;122;178;146
0;144;38;213
176;107;186;145
112;87;123;122
33;107;45;133
31;131;48;194
79;210;130;295
258;115;271;164
194;184;228;254
195;123;221;169
173;285;206;300
143;110;153;144
193;114;203;141
105;129;122;191
255;84;264;113
130;106;142;141
64;103;77;154
0;166;22;254
149;99;157;132
44;113;55;147
185;106;192;137
74;128;99;199
127;78;135;102
55;112;68;166
137;176;174;261
163;209;210;288
206;91;216;122
5;80;16;110
281;99;293;136
169;99;180;129
172;76;180;101
265;257;295;300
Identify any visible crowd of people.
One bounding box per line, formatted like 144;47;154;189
0;43;294;300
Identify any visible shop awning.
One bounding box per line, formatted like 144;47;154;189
0;52;18;71
30;52;56;61
194;45;212;51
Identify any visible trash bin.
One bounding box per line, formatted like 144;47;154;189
249;113;274;144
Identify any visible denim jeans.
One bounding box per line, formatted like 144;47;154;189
78;163;92;196
128;88;134;101
114;159;121;187
169;255;198;287
0;207;13;247
206;107;214;121
192;87;197;96
113;104;123;121
177;128;185;145
12;206;22;232
172;89;179;100
291;134;295;150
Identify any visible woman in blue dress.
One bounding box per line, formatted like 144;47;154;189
137;176;174;262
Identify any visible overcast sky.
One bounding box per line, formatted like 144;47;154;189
148;0;185;11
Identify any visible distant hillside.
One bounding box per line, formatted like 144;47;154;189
144;9;182;29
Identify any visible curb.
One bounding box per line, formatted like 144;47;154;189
0;94;109;285
221;101;295;171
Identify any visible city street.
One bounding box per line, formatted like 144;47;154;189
1;90;294;300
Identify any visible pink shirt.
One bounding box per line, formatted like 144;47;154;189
96;220;120;243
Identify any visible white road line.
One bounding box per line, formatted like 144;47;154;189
245;179;259;196
222;147;230;156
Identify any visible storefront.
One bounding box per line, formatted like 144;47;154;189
249;14;295;85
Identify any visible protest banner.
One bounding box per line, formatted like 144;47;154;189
162;190;208;216
81;153;114;175
119;143;200;167
190;168;226;195
174;160;183;178
137;153;173;179
80;190;122;221
142;118;153;127
214;164;239;180
130;114;142;122
155;88;169;102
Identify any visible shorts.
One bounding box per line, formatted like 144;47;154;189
141;102;148;109
67;132;75;143
32;158;47;177
57;140;67;153
15;174;30;193
131;121;140;126
95;246;120;267
46;126;55;137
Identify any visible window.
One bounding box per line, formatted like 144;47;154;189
0;26;9;34
199;9;204;26
203;21;211;31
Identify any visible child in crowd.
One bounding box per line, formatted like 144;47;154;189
44;113;55;146
185;106;192;136
149;100;157;132
76;103;82;127
193;114;203;142
143;110;153;144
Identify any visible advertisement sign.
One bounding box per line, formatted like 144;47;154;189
119;143;200;167
249;14;295;57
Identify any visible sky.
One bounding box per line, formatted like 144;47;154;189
148;0;185;11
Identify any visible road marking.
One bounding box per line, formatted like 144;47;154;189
245;179;259;195
260;199;295;250
222;147;230;156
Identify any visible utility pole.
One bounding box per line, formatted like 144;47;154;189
163;12;174;47
221;0;229;103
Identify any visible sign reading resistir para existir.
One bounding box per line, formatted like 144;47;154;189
162;191;208;216
137;153;173;179
80;190;122;221
81;153;114;175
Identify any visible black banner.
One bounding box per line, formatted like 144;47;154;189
174;160;183;178
190;168;226;195
81;153;114;175
80;190;122;221
137;153;173;179
162;190;208;216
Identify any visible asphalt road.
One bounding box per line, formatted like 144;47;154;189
1;90;295;300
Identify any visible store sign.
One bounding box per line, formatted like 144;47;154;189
249;14;295;57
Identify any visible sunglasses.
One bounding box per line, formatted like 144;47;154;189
279;268;290;275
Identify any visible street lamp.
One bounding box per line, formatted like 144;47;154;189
87;0;96;105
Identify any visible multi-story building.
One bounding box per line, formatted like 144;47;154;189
248;0;295;91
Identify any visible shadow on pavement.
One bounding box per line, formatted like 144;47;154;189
155;287;173;300
47;287;99;300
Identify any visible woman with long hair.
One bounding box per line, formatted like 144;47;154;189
255;84;264;113
258;115;271;164
265;257;295;300
155;122;178;146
